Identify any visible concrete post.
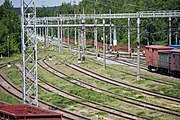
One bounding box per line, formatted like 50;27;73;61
82;18;85;61
51;27;53;37
94;19;98;56
40;27;42;36
169;17;172;45
60;19;63;52
137;14;140;80
68;27;70;46
128;18;131;53
74;16;77;44
58;19;60;52
103;19;106;69
46;20;49;47
78;29;81;61
110;9;112;52
44;20;47;48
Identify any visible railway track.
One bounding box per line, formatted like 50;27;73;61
36;61;150;120
86;58;176;86
69;47;178;85
41;60;180;117
0;66;90;120
88;50;180;83
62;60;180;103
0;59;19;68
85;50;147;69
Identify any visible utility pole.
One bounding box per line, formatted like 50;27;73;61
60;18;63;51
40;27;42;36
51;27;53;37
94;10;98;56
169;17;172;45
106;35;108;51
44;19;47;48
58;19;60;52
103;19;106;69
146;25;150;46
84;27;86;48
82;8;85;61
74;14;77;44
63;27;65;43
41;27;43;37
137;13;140;81
68;27;70;46
46;19;49;47
113;27;117;46
128;18;131;53
21;0;38;106
175;31;178;44
110;9;112;52
78;29;81;62
7;35;9;57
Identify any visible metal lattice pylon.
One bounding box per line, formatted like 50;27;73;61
21;0;38;106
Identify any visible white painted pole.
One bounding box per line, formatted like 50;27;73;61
103;19;106;69
169;17;172;45
137;14;140;81
128;18;131;53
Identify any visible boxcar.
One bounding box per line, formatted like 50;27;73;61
170;49;180;76
169;44;180;49
145;45;173;71
158;50;171;74
0;104;62;120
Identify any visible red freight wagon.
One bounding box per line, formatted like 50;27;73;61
0;104;62;120
170;49;180;75
145;45;173;71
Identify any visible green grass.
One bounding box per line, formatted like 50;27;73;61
78;57;180;98
46;50;180;111
39;91;76;108
1;48;180;120
0;92;21;104
0;54;20;64
3;66;22;88
151;84;180;98
37;66;162;118
2;65;112;119
39;60;180;119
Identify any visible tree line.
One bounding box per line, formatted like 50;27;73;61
0;0;180;56
36;0;180;46
0;0;20;57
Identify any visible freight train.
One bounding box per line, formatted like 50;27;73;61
145;45;180;77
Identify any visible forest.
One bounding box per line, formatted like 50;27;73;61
0;0;20;57
0;0;180;56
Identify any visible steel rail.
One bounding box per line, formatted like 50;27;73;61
0;67;90;120
67;63;180;103
42;60;180;117
37;61;150;120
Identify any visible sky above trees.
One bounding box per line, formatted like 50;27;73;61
0;0;81;7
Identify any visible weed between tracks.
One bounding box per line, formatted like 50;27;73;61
38;50;180;119
1;47;180;120
3;65;110;119
0;91;21;104
37;65;165;119
0;54;20;64
46;56;178;109
46;50;180;111
80;58;179;97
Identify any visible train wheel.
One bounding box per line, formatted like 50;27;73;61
148;66;152;71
